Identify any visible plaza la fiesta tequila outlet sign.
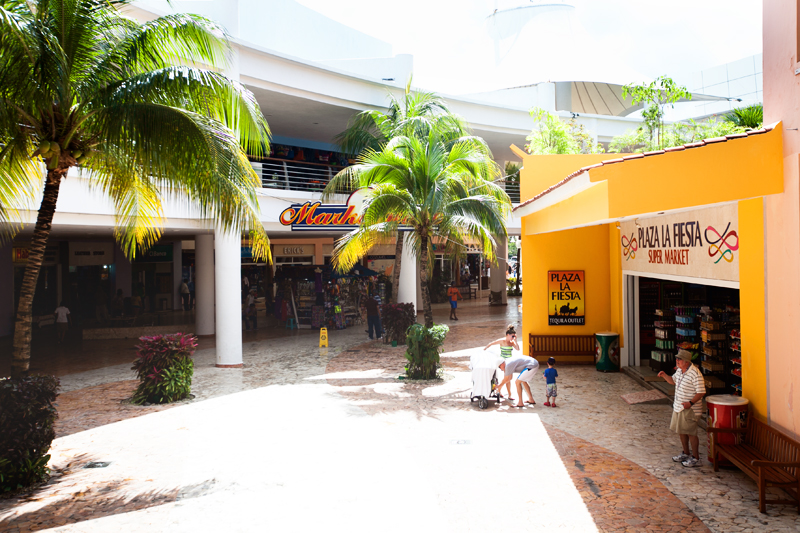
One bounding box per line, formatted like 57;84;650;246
279;190;365;231
619;204;739;282
548;271;585;326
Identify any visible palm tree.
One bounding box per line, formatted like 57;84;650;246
725;104;763;130
326;128;511;328
1;0;271;377
333;80;468;304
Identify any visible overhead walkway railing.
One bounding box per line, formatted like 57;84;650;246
251;158;353;193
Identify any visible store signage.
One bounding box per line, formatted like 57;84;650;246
619;204;739;282
69;242;114;266
136;245;173;263
12;247;29;263
547;270;585;326
279;190;369;232
282;247;306;254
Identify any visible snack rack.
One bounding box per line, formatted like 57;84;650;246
651;308;676;373
728;309;742;396
699;307;727;394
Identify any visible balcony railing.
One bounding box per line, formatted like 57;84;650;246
252;158;351;193
505;181;520;204
252;158;521;202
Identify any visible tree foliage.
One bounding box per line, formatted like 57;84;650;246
609;116;746;154
525;108;603;155
724;103;763;129
1;0;272;377
324;120;511;328
622;76;691;150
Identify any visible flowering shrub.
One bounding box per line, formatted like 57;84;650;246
380;303;416;344
0;375;59;493
405;323;449;380
131;333;197;405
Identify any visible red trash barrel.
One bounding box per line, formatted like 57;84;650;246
706;394;749;464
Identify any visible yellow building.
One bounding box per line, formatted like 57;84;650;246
513;124;784;424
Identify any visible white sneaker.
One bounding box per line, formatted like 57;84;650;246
682;457;701;468
672;452;690;463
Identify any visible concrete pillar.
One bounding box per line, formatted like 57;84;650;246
214;229;242;367
195;234;215;336
490;235;508;305
114;245;132;297
173;241;183;310
0;245;13;337
397;232;418;313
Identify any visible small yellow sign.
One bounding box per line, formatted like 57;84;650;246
319;327;328;348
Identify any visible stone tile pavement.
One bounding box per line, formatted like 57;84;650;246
2;299;798;531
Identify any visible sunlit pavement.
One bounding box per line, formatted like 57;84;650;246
22;385;599;532
4;298;796;532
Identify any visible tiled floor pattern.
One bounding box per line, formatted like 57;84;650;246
2;299;798;531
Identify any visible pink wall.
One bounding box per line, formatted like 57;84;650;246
763;0;800;437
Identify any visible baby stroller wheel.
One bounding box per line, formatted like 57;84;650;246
478;397;488;409
470;396;475;403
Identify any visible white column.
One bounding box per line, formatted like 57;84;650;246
214;229;242;367
195;234;215;336
490;235;508;305
397;232;418;313
173;241;183;310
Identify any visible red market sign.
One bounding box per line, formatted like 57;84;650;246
279;202;361;231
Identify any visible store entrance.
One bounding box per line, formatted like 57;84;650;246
636;276;741;397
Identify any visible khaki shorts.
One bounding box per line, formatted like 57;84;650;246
670;408;698;436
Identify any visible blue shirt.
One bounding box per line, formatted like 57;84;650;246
544;368;558;384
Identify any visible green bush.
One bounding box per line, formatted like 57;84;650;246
506;277;517;290
405;323;449;380
0;375;60;493
131;333;197;405
381;303;416;344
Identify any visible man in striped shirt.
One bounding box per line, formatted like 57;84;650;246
658;349;706;468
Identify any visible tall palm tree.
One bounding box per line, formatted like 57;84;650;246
1;0;271;377
327;128;511;327
333;80;468;304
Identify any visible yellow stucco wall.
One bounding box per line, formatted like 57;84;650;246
518;153;624;203
608;224;624;347
521;223;611;355
738;198;768;420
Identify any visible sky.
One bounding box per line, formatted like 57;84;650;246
295;0;763;95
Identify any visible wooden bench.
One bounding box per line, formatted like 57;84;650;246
458;286;477;300
709;417;800;514
529;334;595;365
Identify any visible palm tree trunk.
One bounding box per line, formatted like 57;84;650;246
11;168;66;378
391;233;403;304
419;233;433;328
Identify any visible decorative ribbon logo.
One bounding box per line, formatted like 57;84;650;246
621;233;638;261
705;223;739;264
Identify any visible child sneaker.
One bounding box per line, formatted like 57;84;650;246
682;457;701;468
672;452;690;463
543;402;551;406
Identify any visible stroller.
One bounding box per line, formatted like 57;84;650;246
469;350;503;409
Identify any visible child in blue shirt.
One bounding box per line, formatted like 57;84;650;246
543;357;558;407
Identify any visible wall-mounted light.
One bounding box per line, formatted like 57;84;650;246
615;221;621;230
634;218;641;227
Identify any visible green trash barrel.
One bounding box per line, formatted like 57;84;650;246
595;331;620;372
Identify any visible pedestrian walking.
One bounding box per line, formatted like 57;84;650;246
483;324;520;400
242;303;258;331
54;301;71;344
179;278;190;311
495;355;539;408
188;279;195;309
658;349;706;468
365;296;383;340
447;280;462;321
543;357;558;407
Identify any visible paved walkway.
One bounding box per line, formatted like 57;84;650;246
1;298;798;532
